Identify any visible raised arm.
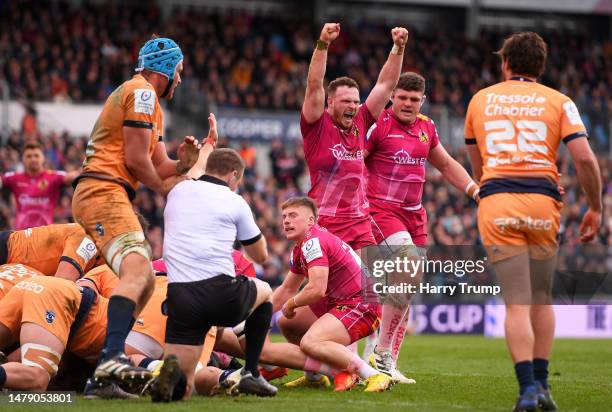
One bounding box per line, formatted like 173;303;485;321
365;27;409;119
186;113;218;179
302;23;341;123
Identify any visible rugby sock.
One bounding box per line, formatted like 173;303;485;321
305;371;324;381
304;356;340;377
138;358;163;373
244;301;273;377
102;295;136;361
533;358;549;389
514;361;535;395
138;357;156;368
0;366;6;389
219;369;237;383
347;353;379;379
392;313;410;363
378;304;408;352
260;363;277;371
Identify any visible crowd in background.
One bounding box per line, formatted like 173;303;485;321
1;131;609;285
1;1;610;149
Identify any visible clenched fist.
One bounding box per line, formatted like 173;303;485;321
320;23;340;44
391;27;409;47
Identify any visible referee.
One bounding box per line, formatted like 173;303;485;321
151;148;277;401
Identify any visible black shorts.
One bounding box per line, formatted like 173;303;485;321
165;274;257;346
0;230;11;265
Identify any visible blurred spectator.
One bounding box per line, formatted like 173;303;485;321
1;2;608;149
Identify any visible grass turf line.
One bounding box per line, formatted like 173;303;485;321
3;335;611;411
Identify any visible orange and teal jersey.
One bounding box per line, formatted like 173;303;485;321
465;77;587;199
83;74;164;190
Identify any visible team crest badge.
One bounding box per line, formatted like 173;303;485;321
353;126;359;138
38;179;49;190
95;223;105;237
45;310;56;324
419;130;429;143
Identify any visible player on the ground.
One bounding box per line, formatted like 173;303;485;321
465;32;602;412
71;35;206;384
270;197;389;392
1;142;79;230
301;23;408;254
364;72;480;382
0;223;99;280
0;264;41;302
0;275;100;391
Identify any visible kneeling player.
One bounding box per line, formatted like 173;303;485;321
272;197;389;392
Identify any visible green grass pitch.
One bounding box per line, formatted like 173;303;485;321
5;335;611;411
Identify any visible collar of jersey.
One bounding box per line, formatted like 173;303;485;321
509;76;535;82
390;110;420;135
198;174;229;187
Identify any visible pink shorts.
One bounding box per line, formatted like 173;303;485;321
310;300;381;344
369;199;428;247
317;215;376;251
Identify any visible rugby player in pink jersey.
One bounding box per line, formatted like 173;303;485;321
264;197;390;392
363;72;479;382
301;23;408;254
0;142;79;229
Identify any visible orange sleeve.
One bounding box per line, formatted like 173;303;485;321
80;265;119;298
156;108;164;142
61;227;99;277
464;97;477;145
122;83;158;130
559;96;588;144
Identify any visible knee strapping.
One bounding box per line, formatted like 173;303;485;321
104;231;152;274
21;343;61;378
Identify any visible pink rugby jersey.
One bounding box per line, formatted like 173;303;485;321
365;108;439;208
300;104;376;219
290;224;364;306
1;170;66;229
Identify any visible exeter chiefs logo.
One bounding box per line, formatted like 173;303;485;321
38;179;49;190
419;130;429;143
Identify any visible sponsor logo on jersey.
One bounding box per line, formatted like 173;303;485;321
329;144;364;161
95;223;105;237
487;154;553;169
45;310;56;324
302;238;324;263
18;194;49;206
493;216;553;232
391;149;426;166
77;238;98;264
484;92;546;117
134;88;155;115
